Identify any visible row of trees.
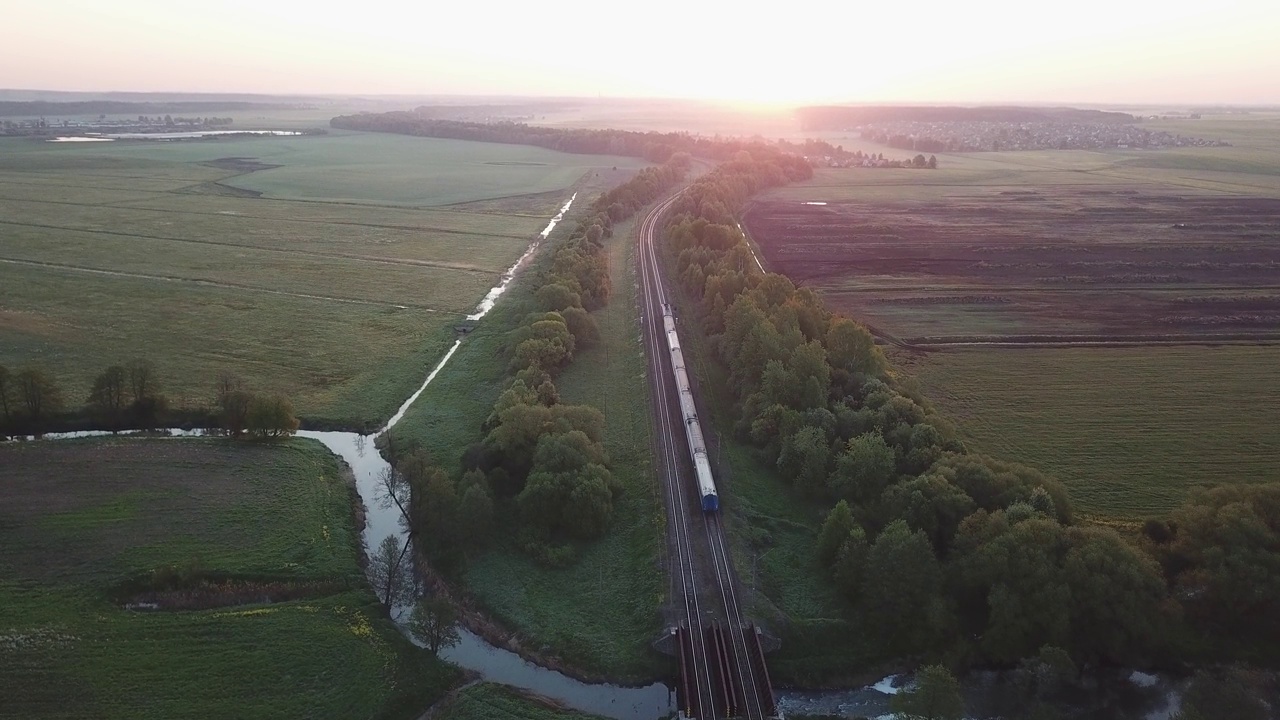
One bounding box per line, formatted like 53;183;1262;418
395;156;690;568
0;362;297;439
331;114;796;165
659;152;1280;672
773;137;938;168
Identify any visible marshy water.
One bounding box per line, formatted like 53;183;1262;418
47;130;303;142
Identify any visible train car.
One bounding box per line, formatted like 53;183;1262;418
662;304;720;513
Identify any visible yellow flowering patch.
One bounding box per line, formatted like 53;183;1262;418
347;613;374;640
213;607;280;619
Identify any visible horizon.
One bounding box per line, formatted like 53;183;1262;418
5;89;1279;114
3;0;1277;106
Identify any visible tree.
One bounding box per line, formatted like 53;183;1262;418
1014;646;1077;706
928;155;938;169
891;665;964;720
127;359;166;428
786;341;832;411
215;371;245;407
534;283;581;312
518;462;616;541
817;500;856;566
953;517;1071;664
458;472;495;546
1175;667;1268;720
777;426;832;495
407;596;461;655
415;468;461;556
246;394;299;438
0;365;11;432
881;474;976;555
220;389;254;436
829;433;896;505
559;306;600;348
1165;484;1280;644
377;466;411;521
368;534;413;607
127;358;160;404
16;366;63;428
864;520;943;654
833;526;869;599
531;429;608;474
1061;527;1168;665
87;365;130;428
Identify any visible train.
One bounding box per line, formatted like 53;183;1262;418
662;303;720;513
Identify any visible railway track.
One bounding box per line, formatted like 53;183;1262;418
637;194;775;719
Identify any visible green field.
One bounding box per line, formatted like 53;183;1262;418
0;131;644;427
432;683;606;720
904;345;1280;520
0;437;457;719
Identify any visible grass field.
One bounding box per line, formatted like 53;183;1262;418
902;345;1280;519
0;131;644;427
747;113;1280;522
433;683;607;720
0;437;457;719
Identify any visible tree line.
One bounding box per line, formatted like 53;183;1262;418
384;155;691;572
331;114;803;165
0;362;297;439
659;152;1280;677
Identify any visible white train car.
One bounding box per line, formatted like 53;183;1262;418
662;304;719;512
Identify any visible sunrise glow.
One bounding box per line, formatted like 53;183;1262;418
3;0;1277;104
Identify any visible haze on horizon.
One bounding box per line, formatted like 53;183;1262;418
3;0;1277;106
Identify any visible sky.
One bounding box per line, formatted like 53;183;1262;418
2;0;1277;105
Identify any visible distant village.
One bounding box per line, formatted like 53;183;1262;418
860;121;1230;153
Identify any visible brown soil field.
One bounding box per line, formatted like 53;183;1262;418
743;189;1280;343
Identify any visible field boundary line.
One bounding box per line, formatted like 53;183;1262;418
3;194;536;240
0;219;504;275
0;256;449;311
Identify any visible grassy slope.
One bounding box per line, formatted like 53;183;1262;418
0;133;639;427
433;683;608;720
388;183;669;680
905;345;1280;520
0;437;457;720
463;213;667;680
